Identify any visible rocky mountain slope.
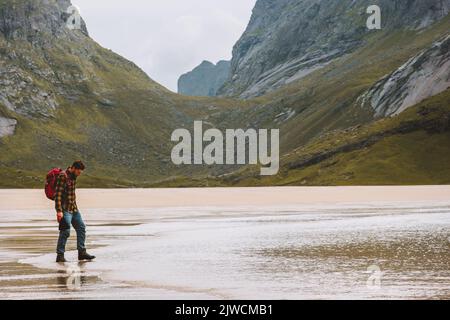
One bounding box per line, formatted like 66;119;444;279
218;0;450;98
178;60;230;97
359;34;450;117
0;0;248;187
0;0;449;187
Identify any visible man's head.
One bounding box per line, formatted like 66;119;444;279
69;160;85;177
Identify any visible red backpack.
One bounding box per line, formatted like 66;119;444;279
45;168;65;201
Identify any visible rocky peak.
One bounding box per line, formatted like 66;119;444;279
178;60;231;97
218;0;450;98
0;0;89;42
0;1;92;119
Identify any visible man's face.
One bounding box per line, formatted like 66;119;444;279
72;168;83;177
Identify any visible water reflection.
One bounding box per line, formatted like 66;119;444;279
3;203;450;299
56;263;89;291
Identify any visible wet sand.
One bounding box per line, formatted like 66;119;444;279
0;186;449;300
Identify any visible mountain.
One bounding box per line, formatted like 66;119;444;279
0;0;247;187
178;60;230;97
218;0;450;98
161;4;450;187
0;0;449;188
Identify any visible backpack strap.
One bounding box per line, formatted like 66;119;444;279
58;170;69;190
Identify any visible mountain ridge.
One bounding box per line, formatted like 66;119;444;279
178;60;230;97
218;0;450;98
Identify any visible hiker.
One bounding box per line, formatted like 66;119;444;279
53;161;96;263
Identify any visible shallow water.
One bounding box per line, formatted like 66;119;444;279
0;202;449;299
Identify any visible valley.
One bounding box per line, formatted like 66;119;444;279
0;0;449;187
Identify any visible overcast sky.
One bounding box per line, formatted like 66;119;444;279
71;0;256;92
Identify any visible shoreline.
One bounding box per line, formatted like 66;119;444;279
1;186;450;210
11;200;450;300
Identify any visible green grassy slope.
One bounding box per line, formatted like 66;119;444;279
224;90;450;186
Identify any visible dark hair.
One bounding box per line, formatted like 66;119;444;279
72;160;85;170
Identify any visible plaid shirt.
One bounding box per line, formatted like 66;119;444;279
54;168;78;213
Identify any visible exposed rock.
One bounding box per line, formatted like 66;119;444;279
360;35;450;117
0;64;58;118
274;108;296;124
0;116;17;137
0;0;89;42
97;97;116;108
218;0;450;98
0;0;97;118
178;60;230;97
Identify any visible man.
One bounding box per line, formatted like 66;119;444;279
55;160;95;263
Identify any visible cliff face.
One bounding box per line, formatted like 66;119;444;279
218;0;450;98
0;0;89;118
0;0;88;40
178;60;230;97
360;35;450;117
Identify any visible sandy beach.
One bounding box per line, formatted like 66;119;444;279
0;186;449;300
2;186;450;210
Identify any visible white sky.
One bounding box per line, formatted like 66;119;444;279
71;0;256;92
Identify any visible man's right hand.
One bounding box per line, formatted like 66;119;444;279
57;212;63;223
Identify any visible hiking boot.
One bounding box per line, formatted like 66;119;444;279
78;249;96;261
56;253;67;263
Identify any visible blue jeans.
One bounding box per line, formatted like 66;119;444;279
56;211;86;254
